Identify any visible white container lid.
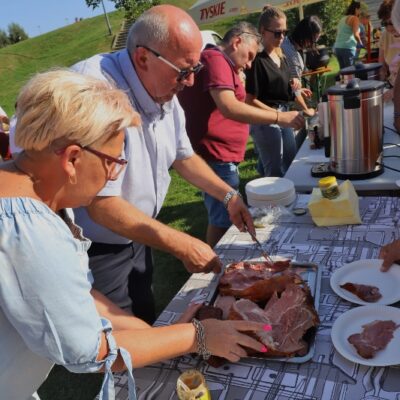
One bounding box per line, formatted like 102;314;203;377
247;189;296;208
245;177;295;201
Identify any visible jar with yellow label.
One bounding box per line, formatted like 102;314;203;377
177;369;211;400
318;176;340;199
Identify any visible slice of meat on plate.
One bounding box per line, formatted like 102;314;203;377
348;320;399;359
340;282;382;302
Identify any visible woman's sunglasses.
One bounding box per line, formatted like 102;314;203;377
264;29;289;39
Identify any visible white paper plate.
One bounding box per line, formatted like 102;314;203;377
331;305;400;366
245;177;294;200
330;259;400;305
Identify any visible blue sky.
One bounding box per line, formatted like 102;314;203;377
2;0;116;38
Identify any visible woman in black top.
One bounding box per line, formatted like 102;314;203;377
246;5;301;177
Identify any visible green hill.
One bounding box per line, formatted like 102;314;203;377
0;10;125;115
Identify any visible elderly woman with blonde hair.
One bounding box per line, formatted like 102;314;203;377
0;69;267;400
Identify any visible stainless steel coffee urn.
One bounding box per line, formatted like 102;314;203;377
313;78;385;179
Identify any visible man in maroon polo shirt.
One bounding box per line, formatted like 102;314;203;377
178;21;304;247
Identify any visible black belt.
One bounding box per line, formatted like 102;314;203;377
88;241;133;257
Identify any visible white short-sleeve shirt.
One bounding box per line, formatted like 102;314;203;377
72;49;194;244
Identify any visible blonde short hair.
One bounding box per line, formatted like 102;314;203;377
15;69;140;151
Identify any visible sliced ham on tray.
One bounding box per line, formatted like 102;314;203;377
229;283;319;357
194;260;319;364
219;261;301;302
340;282;382;302
348;320;399;359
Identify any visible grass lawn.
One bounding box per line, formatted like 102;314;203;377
1;6;339;399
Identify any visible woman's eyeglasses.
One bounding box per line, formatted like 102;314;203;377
56;144;128;181
136;45;203;82
264;29;289;39
80;145;127;180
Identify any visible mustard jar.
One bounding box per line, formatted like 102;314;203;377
177;369;211;400
318;176;340;199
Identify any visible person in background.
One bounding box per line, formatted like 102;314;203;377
356;11;371;59
378;0;400;102
281;15;323;116
69;5;258;323
245;5;306;178
333;1;363;69
0;69;268;400
178;21;304;247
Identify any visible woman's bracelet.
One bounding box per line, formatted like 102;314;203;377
275;110;279;125
192;318;211;360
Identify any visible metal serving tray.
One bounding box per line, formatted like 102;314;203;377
213;260;322;364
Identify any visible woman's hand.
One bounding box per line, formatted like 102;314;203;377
379;239;400;271
202;319;269;362
290;78;302;91
300;88;313;99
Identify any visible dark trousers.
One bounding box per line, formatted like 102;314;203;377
88;242;156;324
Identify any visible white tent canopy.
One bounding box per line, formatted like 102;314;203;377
189;0;324;25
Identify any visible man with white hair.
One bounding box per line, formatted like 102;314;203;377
70;5;256;323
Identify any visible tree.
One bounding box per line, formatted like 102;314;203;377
8;22;28;44
0;29;10;48
85;0;160;22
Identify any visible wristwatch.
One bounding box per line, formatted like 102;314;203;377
223;190;242;209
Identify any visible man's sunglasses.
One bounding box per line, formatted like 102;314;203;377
136;45;203;82
264;29;289;39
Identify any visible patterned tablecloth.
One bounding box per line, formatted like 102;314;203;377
103;195;400;400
